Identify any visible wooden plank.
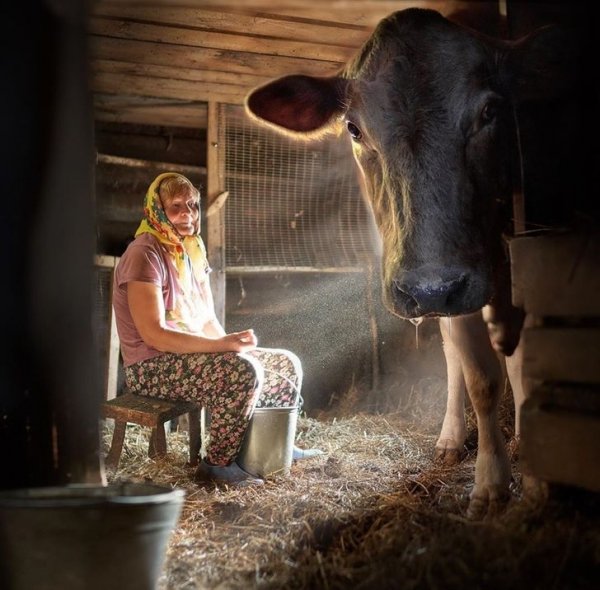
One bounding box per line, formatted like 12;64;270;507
91;6;372;45
96;128;206;166
97;154;206;176
226;266;365;274
95;107;202;129
94;95;207;129
94;93;198;110
522;327;600;384
118;1;462;26
522;382;600;413
89;36;341;78
510;232;600;316
89;17;358;62
92;59;267;88
520;392;600;492
269;1;488;25
91;71;247;104
205;102;226;324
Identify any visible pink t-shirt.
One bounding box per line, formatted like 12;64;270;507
113;233;215;366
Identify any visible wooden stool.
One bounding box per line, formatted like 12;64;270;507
102;392;201;471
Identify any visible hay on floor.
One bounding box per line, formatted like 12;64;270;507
101;396;599;590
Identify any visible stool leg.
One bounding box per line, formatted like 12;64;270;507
105;421;127;471
187;410;201;466
149;423;167;458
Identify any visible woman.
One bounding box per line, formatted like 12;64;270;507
112;172;316;487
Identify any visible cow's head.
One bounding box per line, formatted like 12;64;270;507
245;8;573;319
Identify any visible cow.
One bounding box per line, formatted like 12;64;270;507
244;8;578;518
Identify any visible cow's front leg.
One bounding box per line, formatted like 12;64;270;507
436;317;467;464
446;313;511;519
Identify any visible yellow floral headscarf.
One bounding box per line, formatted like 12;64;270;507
135;172;211;331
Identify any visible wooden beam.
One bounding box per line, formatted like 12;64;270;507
89;36;345;77
94;95;208;128
226;266;365;274
511;234;600;316
259;2;463;25
95;108;203;129
92;1;461;27
89;16;360;62
92;59;267;88
205;102;226;324
521;385;600;492
91;71;248;104
91;6;372;44
522;328;600;385
96;128;205;163
97;153;206;175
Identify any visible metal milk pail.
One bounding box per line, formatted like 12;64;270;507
237;406;299;477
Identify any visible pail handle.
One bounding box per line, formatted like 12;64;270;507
277;374;304;409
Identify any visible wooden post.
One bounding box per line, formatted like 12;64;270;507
1;2;102;488
94;255;121;401
205;102;226;325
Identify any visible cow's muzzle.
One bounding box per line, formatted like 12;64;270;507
390;267;490;318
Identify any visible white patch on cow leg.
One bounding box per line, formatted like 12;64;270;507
436;318;467;463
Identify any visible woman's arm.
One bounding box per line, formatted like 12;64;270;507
127;281;256;353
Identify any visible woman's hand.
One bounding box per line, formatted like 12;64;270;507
219;329;257;352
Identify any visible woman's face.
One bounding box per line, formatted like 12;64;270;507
162;189;200;237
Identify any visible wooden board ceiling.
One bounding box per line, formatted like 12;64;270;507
90;0;470;129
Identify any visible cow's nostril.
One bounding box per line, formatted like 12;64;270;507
391;273;471;317
392;280;420;316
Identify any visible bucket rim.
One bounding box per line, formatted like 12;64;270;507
251;405;300;414
0;483;185;508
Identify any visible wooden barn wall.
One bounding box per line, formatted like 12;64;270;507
95;120;206;256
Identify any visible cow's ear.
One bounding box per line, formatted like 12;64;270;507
245;75;347;138
506;24;579;102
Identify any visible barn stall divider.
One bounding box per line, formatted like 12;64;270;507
511;232;600;496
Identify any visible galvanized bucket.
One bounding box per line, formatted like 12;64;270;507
237;406;299;477
0;482;185;590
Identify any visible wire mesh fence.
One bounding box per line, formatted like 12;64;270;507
222;105;379;271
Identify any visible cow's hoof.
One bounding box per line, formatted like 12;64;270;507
467;486;510;520
434;443;464;466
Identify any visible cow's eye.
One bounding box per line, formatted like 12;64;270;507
346;121;363;140
480;102;497;126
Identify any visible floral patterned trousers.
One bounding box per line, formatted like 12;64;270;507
124;347;302;465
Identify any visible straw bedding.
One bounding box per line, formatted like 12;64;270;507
102;385;599;590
